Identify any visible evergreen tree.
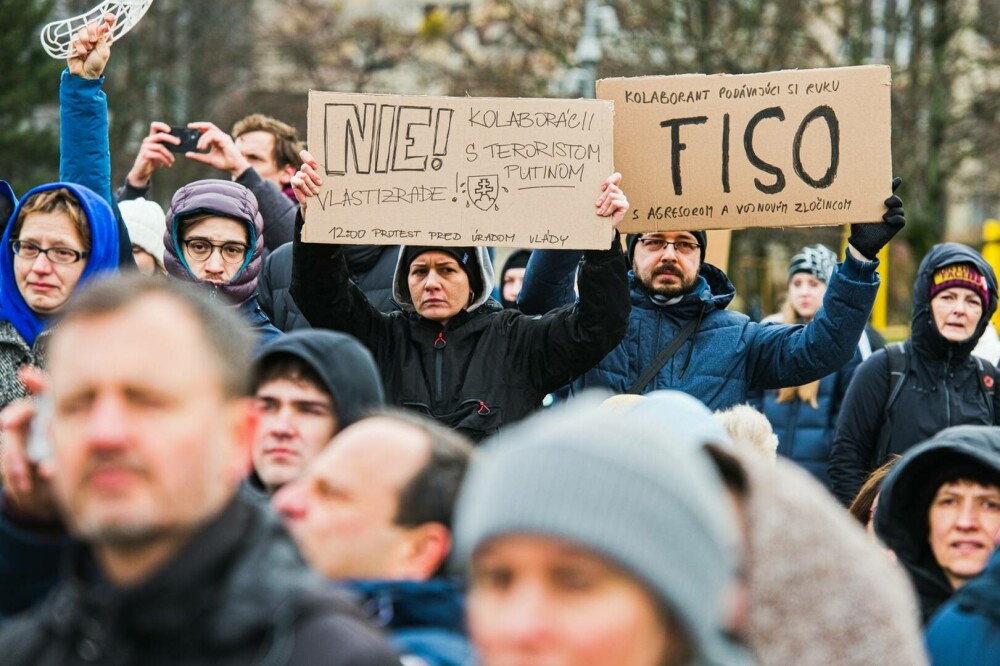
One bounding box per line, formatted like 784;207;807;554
0;0;61;195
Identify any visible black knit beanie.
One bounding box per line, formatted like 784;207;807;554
402;246;483;299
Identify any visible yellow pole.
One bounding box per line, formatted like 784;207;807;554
842;226;889;331
983;219;1000;327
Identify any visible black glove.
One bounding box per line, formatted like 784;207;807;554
847;177;904;261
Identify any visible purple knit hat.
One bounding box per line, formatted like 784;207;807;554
930;262;991;309
163;180;263;304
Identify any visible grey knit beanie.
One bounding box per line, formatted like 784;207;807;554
453;398;753;666
787;244;837;283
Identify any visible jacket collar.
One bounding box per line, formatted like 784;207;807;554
630;262;735;316
44;497;317;651
344;578;466;634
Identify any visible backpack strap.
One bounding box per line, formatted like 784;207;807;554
626;318;699;395
874;341;909;466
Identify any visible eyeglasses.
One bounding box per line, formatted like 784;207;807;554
182;239;249;265
636;237;701;255
639;238;701;255
10;239;88;264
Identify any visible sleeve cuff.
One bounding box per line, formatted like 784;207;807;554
839;249;880;283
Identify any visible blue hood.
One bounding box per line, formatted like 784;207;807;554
0;182;120;345
0;181;14;233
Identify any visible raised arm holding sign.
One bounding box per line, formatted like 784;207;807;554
289;148;630;440
302;91;616;250
598;65;894;234
520;66;905;410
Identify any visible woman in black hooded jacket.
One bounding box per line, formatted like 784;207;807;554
829;243;1000;506
874;425;1000;623
287;152;630;442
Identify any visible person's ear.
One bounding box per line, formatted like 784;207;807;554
279;164;298;186
393;522;452;580
225;397;258;484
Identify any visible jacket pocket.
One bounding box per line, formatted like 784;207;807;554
401;398;503;443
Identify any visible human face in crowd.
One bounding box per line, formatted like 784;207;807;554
468;536;683;666
235;130;294;188
46;295;254;581
14;211;88;315
632;231;701;298
273;417;432;579
253;378;338;492
931;287;984;343
131;244;157;276
181;216;250;284
928;479;1000;589
788;272;826;320
503;267;526;304
408;251;471;324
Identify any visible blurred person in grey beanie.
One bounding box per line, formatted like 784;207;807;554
627;391;928;665
452;397;754;666
117;198;166;276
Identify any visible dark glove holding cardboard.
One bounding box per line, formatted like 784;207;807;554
848;177;905;261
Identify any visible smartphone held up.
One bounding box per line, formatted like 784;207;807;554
168;126;205;154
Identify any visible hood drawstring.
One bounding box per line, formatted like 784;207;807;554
679;304;706;378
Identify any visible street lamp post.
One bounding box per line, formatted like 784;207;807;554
562;0;619;98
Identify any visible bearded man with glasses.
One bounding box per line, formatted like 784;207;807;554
518;183;907;409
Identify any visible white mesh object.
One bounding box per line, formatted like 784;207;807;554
40;1;154;60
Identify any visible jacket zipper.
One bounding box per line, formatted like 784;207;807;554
788;399;799;457
433;330;447;403
944;353;952;425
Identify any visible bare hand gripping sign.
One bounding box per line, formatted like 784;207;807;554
597;65;892;233
304;91;615;249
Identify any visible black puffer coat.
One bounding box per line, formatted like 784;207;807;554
829;243;1000;505
290;214;629;441
0;497;399;665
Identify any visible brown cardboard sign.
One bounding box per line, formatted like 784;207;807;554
304;90;615;249
597;66;892;233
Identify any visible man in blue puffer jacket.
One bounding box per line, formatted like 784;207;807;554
518;182;905;410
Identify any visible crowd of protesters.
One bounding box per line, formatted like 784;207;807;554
3;14;1000;666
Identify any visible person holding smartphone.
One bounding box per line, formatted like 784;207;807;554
116;116;300;254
